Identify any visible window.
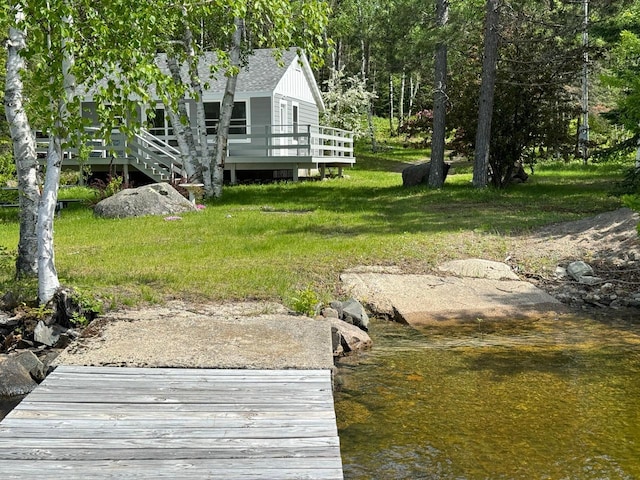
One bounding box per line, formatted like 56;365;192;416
292;104;299;134
148;106;173;137
204;101;247;135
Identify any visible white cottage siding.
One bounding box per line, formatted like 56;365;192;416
251;97;271;127
274;58;316;105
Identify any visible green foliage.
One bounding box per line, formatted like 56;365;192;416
612;166;640;196
321;69;375;138
90;175;123;201
290;287;322;317
68;288;103;326
449;2;585;187
601;29;640;135
621;194;640;213
0;139;14;185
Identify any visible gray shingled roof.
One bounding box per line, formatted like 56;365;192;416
156;48;299;94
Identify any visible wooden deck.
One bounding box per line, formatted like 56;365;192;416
0;366;343;479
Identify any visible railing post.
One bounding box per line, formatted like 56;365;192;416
266;125;270;157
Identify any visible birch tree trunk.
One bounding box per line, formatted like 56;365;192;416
428;0;449;188
389;75;394;135
180;5;212;193
472;0;500;188
359;37;377;152
211;17;244;199
5;5;40;278
408;73;420;118
165;55;198;180
399;69;406;129
38;138;62;303
38;10;76;303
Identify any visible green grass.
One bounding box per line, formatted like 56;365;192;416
0;147;631;309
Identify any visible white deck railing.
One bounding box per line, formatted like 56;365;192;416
34;124;355;180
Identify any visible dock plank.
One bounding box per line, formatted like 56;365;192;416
0;366;343;479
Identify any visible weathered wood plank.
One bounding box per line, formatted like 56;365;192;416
0;459;344;480
0;366;343;479
0;445;343;461
9;401;336;415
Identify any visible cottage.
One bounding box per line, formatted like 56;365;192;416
43;48;355;184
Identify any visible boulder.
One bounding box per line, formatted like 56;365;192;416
12;350;46;381
329;319;372;356
0;355;38;396
94;183;196;219
402;162;450;187
341;298;370;332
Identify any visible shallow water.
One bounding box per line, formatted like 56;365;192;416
335;315;640;479
0;396;24;421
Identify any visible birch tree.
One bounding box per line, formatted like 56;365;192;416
5;0;174;303
4;3;39;278
212;17;244;198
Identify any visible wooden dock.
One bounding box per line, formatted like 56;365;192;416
0;365;343;479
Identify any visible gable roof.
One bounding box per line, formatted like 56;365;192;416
156;48;324;110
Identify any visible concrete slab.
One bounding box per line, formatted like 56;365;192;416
54;303;334;370
341;272;564;326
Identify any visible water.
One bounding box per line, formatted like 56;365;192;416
0;396;24;421
335;316;640;479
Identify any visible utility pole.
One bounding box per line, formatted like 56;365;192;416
578;0;589;163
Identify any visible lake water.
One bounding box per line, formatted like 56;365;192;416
0;396;24;421
335;315;640;479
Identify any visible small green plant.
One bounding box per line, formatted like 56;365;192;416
30;304;54;320
290;287;322;317
67;288;103;326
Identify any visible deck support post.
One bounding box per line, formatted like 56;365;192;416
230;164;237;184
320;164;326;179
292;166;299;182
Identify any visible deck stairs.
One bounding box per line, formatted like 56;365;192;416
127;130;184;183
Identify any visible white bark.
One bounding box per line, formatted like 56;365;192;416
180;8;212;195
165;55;198;180
39;10;76;303
38;139;61;303
212;18;244;198
5;5;40;277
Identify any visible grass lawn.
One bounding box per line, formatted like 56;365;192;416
0;145;630;310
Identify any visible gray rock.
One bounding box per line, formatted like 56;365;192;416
328;319;372;356
0;313;19;328
321;307;340;319
11;351;46;381
0;356;38;397
438;259;519;280
554;266;569;279
578;276;603;286
34;321;68;347
567;261;594;282
402;162;450;187
329;301;344;319
94;183;196;219
341;298;370;331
